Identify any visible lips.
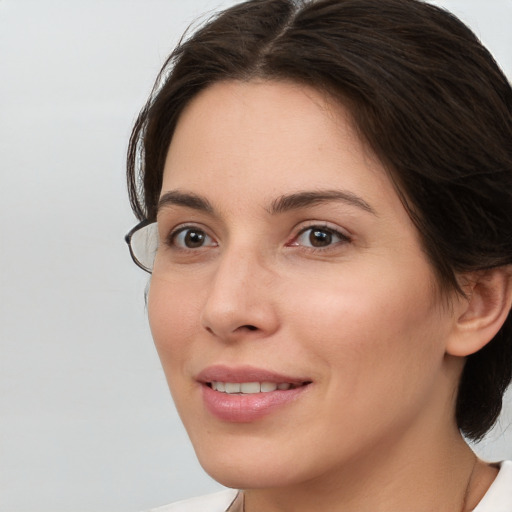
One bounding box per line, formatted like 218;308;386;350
196;365;312;422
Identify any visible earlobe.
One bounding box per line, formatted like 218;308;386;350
447;266;512;357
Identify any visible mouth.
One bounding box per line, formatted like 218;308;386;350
197;366;312;422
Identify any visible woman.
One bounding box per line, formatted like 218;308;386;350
125;0;512;510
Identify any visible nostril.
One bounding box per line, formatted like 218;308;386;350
203;324;258;336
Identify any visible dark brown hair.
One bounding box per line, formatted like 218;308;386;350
127;0;512;441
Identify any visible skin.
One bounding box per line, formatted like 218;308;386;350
148;80;501;511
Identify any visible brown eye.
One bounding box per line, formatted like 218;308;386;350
172;227;215;249
309;229;332;247
295;226;349;249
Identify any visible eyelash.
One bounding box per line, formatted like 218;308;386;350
288;224;351;251
165;223;351;252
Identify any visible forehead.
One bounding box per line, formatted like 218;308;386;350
161;80;402;219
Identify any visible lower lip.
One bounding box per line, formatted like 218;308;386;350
201;384;310;422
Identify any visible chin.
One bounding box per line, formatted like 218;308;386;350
193;440;306;490
201;460;298;490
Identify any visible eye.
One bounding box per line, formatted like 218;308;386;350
171;227;216;249
293;226;350;248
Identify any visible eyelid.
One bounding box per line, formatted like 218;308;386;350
294;221;351;239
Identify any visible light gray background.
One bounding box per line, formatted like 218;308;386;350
1;1;511;511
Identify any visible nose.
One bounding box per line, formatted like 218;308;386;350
200;246;279;342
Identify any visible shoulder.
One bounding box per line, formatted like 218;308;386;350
474;460;512;512
145;489;239;512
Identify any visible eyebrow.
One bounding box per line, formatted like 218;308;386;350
157;189;376;216
268;190;376;215
157;190;214;213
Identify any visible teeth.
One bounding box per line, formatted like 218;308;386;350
211;381;296;394
225;382;241;394
261;382;278;392
240;382;261;393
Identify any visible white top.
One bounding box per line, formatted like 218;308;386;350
473;460;512;512
147;460;512;512
146;489;239;512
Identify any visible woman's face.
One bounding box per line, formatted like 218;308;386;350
148;80;460;489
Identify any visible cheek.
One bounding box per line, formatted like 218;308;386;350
147;278;201;367
285;261;446;392
278;270;449;455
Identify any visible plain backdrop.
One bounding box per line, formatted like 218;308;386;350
1;1;511;511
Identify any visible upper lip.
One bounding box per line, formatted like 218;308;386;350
196;365;310;385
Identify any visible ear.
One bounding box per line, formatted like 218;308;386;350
446;266;512;357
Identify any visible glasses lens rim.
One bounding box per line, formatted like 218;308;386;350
125;219;156;274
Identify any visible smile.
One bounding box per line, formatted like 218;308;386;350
197;366;312;422
209;381;299;393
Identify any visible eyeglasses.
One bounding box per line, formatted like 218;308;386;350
125;220;159;273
